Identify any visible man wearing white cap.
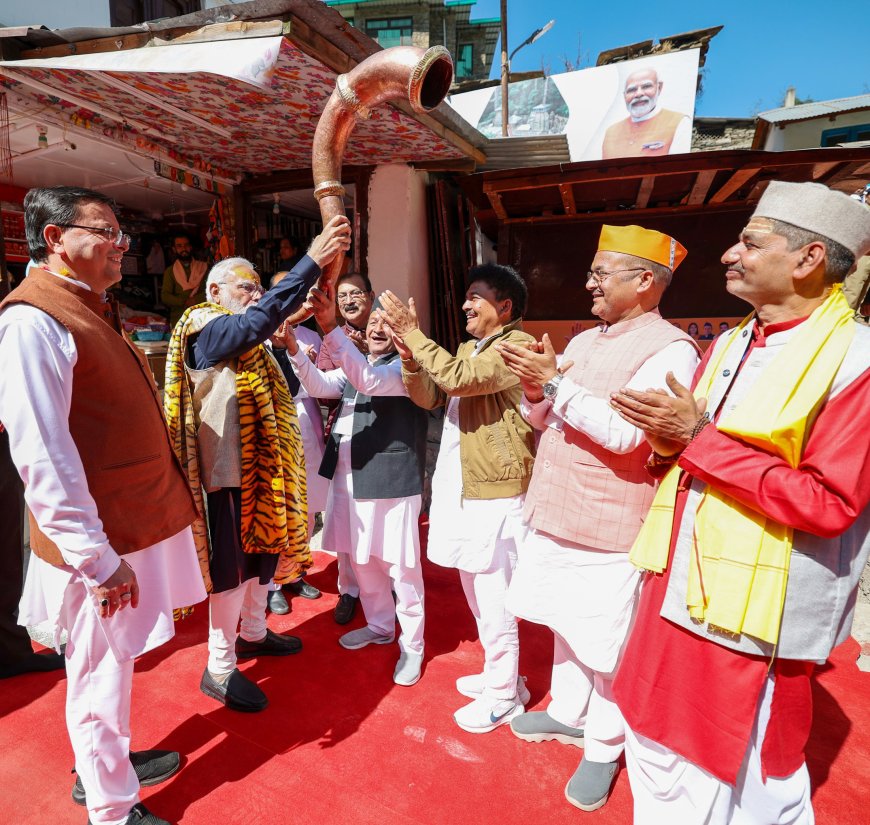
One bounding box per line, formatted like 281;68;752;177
610;181;870;823
496;225;699;812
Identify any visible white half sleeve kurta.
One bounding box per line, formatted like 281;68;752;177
0;296;205;662
290;328;421;568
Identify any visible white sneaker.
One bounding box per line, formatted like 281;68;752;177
338;626;394;650
393;651;424;686
454;696;525;734
455;673;531;705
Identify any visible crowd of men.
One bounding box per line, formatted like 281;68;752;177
0;181;868;825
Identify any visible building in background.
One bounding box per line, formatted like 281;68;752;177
753;93;870;151
325;0;499;83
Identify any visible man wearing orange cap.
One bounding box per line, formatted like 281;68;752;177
496;224;699;812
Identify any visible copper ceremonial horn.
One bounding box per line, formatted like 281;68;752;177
311;45;454;288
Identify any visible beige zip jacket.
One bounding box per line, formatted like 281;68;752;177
401;318;536;499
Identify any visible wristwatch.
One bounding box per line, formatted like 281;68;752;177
542;372;564;401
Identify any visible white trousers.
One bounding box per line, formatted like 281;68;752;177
207;579;269;676
458;541;520;700
337;550;360;598
351;555;425;655
548;631;625;763
625;675;814;825
64;580;138;825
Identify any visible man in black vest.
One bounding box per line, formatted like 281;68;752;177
281;286;429;687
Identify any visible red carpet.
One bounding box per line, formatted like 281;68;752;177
2;547;869;824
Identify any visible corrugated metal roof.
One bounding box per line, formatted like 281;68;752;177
760;94;870;124
479;135;570;171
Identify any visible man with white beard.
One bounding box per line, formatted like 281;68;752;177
164;217;350;713
600;67;690;159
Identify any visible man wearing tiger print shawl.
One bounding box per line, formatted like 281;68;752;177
165;216;351;712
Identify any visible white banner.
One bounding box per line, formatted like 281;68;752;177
450;49;700;162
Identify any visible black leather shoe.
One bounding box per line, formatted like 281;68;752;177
199;668;268;712
286;579;322;600
267;589;291;614
333;593;359;625
235;628;302;659
0;650;65;679
88;802;170;824
72;749;181;806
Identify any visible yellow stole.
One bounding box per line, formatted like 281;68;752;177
629;286;854;644
164;303;310;591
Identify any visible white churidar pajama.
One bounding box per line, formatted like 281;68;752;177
208;578;270;675
0;295;206;825
624;675;813;825
427;381;525;699
510;340;698;760
291;328;424;653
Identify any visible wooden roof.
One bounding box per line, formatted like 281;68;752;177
461;147;870;238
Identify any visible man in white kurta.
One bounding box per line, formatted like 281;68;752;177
288;289;428;686
378;266;537;734
496;224;699;813
0;186;206;825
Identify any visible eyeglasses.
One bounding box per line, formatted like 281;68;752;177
56;224;131;248
218;281;262;295
337;289;369;304
585;267;646;287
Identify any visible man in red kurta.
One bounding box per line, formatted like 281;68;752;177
610;181;870;824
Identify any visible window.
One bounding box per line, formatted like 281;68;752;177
110;1;201;26
456;44;474;79
821;122;870;147
364;17;414;48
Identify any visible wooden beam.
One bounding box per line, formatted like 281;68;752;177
559;183;576;215
708;167;761;204
486;190;509;221
502;199;751;226
811;161;841;181
687;169;717;205
635;175;655;209
411;158;477;173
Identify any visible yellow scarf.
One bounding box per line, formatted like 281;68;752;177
164;303;310;591
629;286;854;644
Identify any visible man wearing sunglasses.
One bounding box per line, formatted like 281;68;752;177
495;224;699;813
163;217;351;716
0;186;208;825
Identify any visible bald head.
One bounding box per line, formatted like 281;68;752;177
623;68;662;120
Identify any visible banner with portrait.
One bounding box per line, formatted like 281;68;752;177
449;49;700;161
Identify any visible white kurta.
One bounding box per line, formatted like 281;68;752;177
287;325;328;513
426;386;524;573
290;327;421;567
0;289;205;661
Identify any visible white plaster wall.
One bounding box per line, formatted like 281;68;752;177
764;109;870;150
366;163;431;335
0;0;110;29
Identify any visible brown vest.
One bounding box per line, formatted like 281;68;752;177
1;268;197;566
524;312;697;551
602;109;685;158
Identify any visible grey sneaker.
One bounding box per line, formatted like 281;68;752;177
510;710;585;747
393;651;424;686
564;757;618;812
339;626;394;650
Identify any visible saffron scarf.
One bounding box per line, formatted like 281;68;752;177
629;286;855;644
164;303;310;592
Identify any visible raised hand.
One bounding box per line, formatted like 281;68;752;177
307;215;352;270
377;291;419;338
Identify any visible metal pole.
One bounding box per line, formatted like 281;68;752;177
500;0;509;137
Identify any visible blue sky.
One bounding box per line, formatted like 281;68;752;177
470;0;869;117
